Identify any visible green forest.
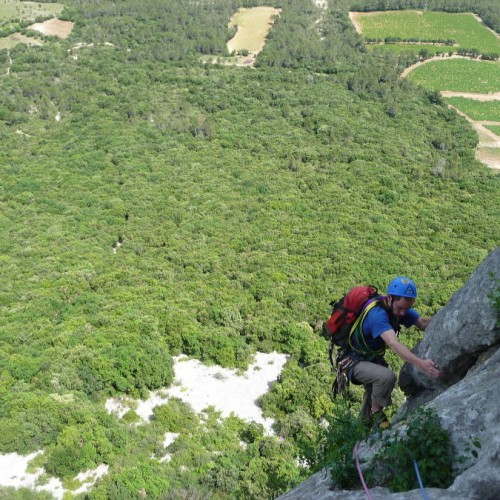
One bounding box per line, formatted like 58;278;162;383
0;0;498;498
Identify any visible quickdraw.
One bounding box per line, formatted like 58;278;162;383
332;352;354;398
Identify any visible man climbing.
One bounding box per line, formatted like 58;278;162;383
345;276;444;430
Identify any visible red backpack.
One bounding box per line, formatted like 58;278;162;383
322;285;379;347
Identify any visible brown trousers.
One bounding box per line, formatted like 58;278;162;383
350;360;397;421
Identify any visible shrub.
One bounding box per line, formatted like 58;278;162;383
44;422;114;478
89;460;170;498
314;402;367;489
152;397;198;432
366;407;454;492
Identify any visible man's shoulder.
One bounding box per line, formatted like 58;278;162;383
364;303;391;333
366;302;389;320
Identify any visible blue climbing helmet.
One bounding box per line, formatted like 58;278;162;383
387;276;417;299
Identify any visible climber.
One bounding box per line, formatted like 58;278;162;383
345;276;445;430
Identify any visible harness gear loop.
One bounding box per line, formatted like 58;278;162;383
332;350;355;398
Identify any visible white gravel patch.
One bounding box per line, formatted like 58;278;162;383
1;351;289;498
0;451;106;499
107;351;289;434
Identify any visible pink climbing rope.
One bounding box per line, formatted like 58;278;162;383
354;441;373;500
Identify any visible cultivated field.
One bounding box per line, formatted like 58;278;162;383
407;58;500;93
351;10;500;55
28;18;74;38
485;124;500;135
0;0;63;21
444;97;500;122
227;6;281;55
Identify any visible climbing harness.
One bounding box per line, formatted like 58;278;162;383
348;300;384;356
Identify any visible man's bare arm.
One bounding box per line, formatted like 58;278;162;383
381;330;444;378
415;316;431;330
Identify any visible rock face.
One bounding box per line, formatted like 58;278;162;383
278;248;500;500
398;247;499;404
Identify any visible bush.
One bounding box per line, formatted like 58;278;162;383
44;422;114;478
314;402;368;489
89;459;170;498
152;397;198;432
366;407;454;491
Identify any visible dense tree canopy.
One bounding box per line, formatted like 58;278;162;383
0;0;498;497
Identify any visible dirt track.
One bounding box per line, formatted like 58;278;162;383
400;54;470;78
441;91;500;101
400;56;500;170
348;12;363;34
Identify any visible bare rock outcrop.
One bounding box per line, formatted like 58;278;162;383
398;247;499;405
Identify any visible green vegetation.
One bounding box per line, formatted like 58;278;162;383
368;43;453;56
315;402;368;489
407;59;500;93
0;1;64;22
366;408;454;491
0;0;499;497
445;97;500;121
356;11;500;55
350;0;500;33
0;488;53;499
485;124;500;135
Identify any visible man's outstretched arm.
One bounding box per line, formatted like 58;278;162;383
381;330;445;378
415;316;431;330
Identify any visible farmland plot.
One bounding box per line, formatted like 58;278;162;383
444;97;500;122
227;6;281;55
408;58;500;93
485;124;500;135
351;11;500;55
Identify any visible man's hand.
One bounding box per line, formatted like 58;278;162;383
415;316;431;330
382;331;446;378
420;358;445;378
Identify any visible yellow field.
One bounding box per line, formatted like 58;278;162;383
227;6;281;55
28;18;74;38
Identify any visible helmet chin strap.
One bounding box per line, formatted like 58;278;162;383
385;296;401;334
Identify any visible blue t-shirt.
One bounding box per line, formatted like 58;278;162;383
356;304;420;353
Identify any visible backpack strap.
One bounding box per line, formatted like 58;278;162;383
378;297;401;335
348;298;402;358
348;300;384;357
